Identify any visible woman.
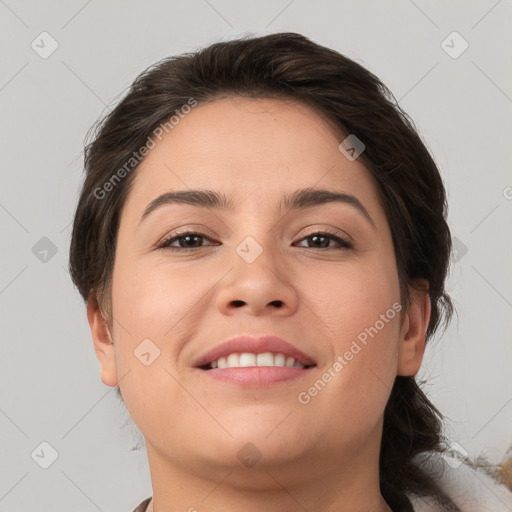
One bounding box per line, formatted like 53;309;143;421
68;32;498;511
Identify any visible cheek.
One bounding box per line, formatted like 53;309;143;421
110;240;402;440
112;244;401;375
300;254;401;342
108;253;222;407
108;263;196;436
112;254;204;339
297;255;401;409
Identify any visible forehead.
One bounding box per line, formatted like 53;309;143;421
122;96;379;218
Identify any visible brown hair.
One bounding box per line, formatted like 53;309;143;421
69;32;459;509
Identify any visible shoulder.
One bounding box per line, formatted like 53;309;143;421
132;497;152;512
410;461;512;512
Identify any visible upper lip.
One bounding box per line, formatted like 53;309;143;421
193;335;317;368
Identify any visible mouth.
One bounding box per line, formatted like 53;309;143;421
199;352;316;370
193;335;317;386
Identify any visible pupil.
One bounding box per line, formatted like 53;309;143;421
311;235;328;248
183;235;200;247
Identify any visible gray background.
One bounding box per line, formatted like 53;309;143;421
0;1;511;511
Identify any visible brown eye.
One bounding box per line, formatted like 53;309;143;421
295;231;352;250
156;230;352;252
157;231;217;251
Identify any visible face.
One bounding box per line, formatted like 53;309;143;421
89;96;427;485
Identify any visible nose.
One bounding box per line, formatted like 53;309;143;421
215;236;299;317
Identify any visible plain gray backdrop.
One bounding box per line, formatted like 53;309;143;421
0;1;511;511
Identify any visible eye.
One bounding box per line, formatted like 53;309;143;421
156;231;218;251
295;230;353;250
156;229;353;252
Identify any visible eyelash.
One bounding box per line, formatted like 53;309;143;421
156;229;353;251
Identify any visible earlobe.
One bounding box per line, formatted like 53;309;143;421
87;295;119;387
397;280;431;376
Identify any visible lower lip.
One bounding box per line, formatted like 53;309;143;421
197;366;314;386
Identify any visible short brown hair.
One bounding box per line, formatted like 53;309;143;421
69;32;457;509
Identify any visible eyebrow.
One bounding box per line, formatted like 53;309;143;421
138;188;376;229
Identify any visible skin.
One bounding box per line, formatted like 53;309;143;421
87;97;430;512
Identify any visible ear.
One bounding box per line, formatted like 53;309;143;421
87;294;118;387
397;280;431;376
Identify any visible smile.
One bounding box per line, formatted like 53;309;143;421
203;352;312;370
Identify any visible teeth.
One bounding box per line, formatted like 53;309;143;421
274;353;285;367
227;353;238;367
208;352;306;369
239;353;256;367
256;353;274;366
